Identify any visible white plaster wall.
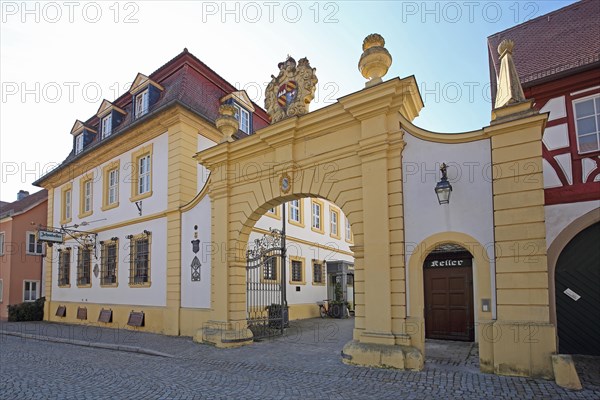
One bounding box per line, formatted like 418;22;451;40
50;217;168;306
181;196;212;309
50;133;169;307
197;135;215;189
402;132;496;319
52;133;169;228
545;200;600;249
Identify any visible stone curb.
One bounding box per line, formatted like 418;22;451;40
0;330;174;358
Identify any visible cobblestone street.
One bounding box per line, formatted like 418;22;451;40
1;319;598;399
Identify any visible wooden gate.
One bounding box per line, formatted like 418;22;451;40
556;222;600;356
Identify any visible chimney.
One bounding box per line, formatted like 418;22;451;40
17;190;30;201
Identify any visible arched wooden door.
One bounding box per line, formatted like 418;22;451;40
556;222;600;356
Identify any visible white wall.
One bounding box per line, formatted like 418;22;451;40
51;217;168;306
180;196;212;309
545;200;600;249
402;132;496;319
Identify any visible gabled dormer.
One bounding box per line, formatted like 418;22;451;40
96;100;126;139
129;73;164;120
220;90;255;134
70;120;97;155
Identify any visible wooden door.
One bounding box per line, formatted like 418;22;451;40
424;265;474;341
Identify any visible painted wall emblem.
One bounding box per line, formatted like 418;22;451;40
191;225;201;282
265;56;317;123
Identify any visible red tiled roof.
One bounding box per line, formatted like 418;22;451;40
488;0;600;102
34;49;271;186
0;189;48;219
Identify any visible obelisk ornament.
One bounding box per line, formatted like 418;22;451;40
265;56;318;124
358;33;392;87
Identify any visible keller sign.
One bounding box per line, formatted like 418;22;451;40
425;257;472;268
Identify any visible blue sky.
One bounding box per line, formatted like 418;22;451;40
0;0;576;201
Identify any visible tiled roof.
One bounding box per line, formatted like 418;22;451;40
0;189;48;219
34;49;271;186
488;0;600;102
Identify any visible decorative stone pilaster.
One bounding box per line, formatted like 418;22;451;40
215;104;239;143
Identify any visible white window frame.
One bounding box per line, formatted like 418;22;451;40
290;200;300;222
83;179;93;213
26;232;43;255
135;89;149;118
138;154;151;195
573;94;600;154
101;114;112;138
75;134;84;154
312;202;321;230
23;280;40;302
65;189;72;220
0;232;4;256
109;168;119;205
330;210;338;236
346;218;352;241
234;103;250;134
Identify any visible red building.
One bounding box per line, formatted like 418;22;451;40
488;0;600;356
0;190;48;319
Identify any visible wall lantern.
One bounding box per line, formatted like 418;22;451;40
434;163;452;205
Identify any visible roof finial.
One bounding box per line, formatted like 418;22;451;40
494;39;526;108
358;34;392;88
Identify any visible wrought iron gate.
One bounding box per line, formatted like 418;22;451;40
246;228;287;340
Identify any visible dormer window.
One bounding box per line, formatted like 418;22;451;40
234;104;250;134
135;90;149;119
101;114;112;138
75;134;84;154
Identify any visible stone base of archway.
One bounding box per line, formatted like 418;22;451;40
341;340;424;371
193;321;254;349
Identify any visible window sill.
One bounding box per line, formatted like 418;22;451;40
266;213;281;220
289;280;306;285
100;283;119;288
311;227;325;235
60;218;72;226
78;210;93;219
58;284;71;288
129;191;153;203
312;282;326;286
330;233;341;240
77;284;92;288
288;219;305;228
128;282;152;288
101;202;119;212
25;252;43;256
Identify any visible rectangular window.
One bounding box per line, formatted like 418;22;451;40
101;240;118;286
23;281;40;302
135;90;149;118
263;256;277;281
234;104;250;134
291;259;303;283
574;94;600;153
0;279;3;302
109;169;119;204
313;261;324;284
101;114;112;138
61;185;73;224
129;234;150;285
311;200;324;233
79;177;93;218
77;246;92;286
75;134;83;154
330;208;340;239
288;199;305;227
26;232;43;255
0;232;5;256
58;249;71;286
138;154;151;195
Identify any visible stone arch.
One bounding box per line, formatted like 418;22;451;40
407;231;492;358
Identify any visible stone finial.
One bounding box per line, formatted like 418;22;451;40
215;104;239;143
494;39;527;108
358;34;392;87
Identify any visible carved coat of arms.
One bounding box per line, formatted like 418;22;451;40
265;56;318;124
